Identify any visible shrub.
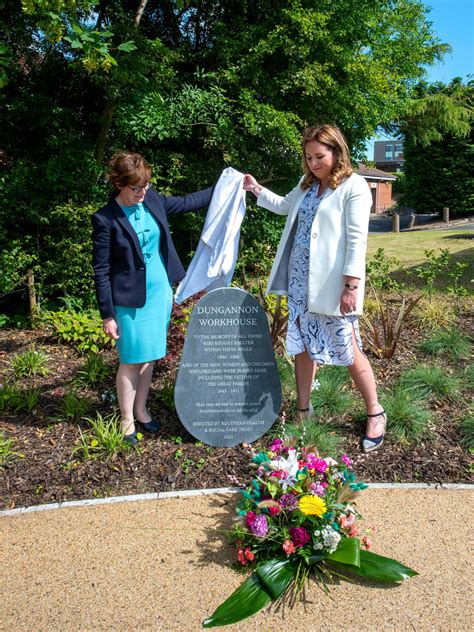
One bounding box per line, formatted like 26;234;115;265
0;383;23;413
0;383;41;413
9;347;49;378
41;309;113;354
413;297;456;332
365;248;404;293
73;354;111;388
418;327;472;361
57;390;91;422
72;412;139;459
381;387;432;444
399;365;460;402
0;433;23;468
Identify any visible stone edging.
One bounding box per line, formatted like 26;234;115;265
1;483;472;517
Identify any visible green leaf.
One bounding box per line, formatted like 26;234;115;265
203;558;298;627
328;549;418;583
202;573;272;628
326;537;360;567
255;558;298;600
117;41;137;52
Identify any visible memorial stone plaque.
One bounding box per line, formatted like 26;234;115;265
174;287;282;447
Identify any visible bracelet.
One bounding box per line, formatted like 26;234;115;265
253;185;261;196
345;283;358;290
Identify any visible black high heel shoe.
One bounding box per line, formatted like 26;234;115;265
362;409;387;453
135;418;161;434
123;430;138;446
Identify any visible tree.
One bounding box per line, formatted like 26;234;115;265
0;0;449;312
397;78;473;215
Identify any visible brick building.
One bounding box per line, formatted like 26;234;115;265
356;164;397;214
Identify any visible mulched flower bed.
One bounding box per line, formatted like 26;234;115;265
1;315;472;511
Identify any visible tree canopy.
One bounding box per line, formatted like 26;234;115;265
0;0;450;312
397;78;473;215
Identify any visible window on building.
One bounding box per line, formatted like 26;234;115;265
385;144;393;160
394;143;403;158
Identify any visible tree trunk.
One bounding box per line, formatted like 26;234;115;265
94;100;117;165
134;0;149;28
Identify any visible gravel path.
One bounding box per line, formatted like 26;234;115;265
2;488;473;631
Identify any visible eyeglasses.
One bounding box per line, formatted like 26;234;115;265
128;182;151;194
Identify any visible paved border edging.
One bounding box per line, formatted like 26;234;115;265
1;483;472;517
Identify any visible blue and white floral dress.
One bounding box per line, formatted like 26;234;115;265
286;184;363;366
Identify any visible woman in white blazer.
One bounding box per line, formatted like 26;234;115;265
244;125;386;453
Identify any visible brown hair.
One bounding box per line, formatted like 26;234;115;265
300;125;353;190
107;151;151;190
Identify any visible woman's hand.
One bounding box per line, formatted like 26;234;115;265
102;317;119;340
243;174;262;197
340;287;358;315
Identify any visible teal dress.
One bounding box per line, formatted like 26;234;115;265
115;203;173;364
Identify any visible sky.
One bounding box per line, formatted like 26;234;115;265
366;0;474;158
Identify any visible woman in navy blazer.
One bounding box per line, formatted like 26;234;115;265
92;152;214;444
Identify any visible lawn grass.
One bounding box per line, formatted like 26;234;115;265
367;230;473;290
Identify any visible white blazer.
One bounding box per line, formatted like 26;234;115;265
257;173;372;316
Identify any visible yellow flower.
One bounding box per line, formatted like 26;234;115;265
298;495;327;517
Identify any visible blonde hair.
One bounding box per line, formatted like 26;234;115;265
107;151;151;190
300;125;353;190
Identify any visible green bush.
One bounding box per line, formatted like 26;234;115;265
382;387;432;444
73;354;111;388
418;327;472;361
0;383;41;413
310;365;354;422
0;433;23;469
57;390;91;422
72;413;139;460
399;365;460;402
9;347;49;378
41;310;113;354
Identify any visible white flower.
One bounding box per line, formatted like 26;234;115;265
269;449;299;489
320;526;341;553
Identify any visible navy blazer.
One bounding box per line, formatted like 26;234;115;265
91;186;214;319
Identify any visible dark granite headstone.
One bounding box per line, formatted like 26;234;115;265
174;287;282;447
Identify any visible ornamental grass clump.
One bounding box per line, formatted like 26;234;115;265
310;365;354;421
203;438;417;627
381;387;432;444
418;327;472;362
284;419;342;455
399;365;460;403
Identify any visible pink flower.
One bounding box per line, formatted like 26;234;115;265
244;547;255;561
250;514;269;537
341;454;352;467
349;525;359;538
268;506;281;516
270;438;284;453
346;513;356;526
307;457;328;473
289;527;310;548
362;535;372;550
282;539;296;555
245;511;257;527
237;548;247;565
338;515;350;529
310;483;326;497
